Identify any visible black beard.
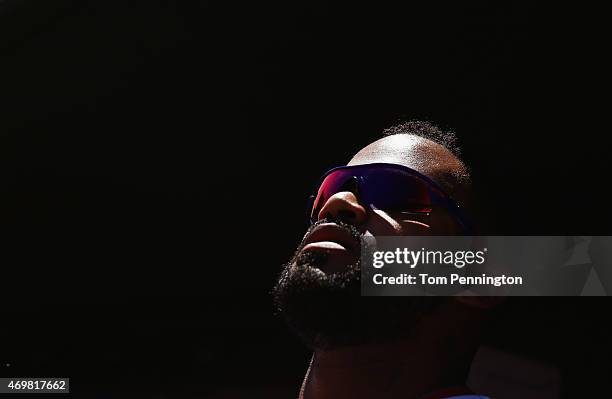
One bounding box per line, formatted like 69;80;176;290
273;219;437;350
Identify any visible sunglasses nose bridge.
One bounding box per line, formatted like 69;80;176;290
342;175;361;198
315;183;368;225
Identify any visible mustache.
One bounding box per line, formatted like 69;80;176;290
299;218;364;248
291;218;364;267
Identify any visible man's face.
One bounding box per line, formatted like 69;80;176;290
273;134;469;349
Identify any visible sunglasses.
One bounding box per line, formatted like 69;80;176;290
308;163;472;233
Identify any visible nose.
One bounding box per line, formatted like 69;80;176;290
317;191;367;225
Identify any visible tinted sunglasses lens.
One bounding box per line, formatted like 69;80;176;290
310;170;354;221
364;168;433;213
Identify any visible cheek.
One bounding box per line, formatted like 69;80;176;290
398;220;433;235
367;209;430;236
429;211;460;234
367;209;433;236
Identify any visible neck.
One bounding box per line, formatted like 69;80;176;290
298;301;483;399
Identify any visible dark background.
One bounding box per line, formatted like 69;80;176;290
0;1;609;397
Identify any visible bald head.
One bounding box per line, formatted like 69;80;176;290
350;133;469;200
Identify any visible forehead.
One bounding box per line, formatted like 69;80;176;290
347;134;463;181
